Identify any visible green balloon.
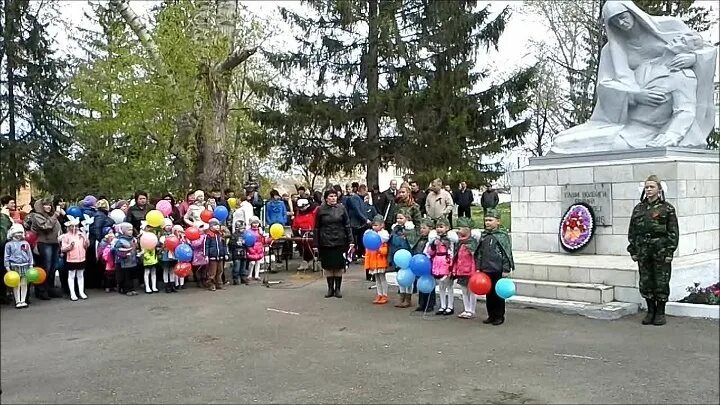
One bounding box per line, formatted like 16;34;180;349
26;268;40;284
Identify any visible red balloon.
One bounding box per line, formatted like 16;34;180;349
174;262;191;277
200;210;213;223
164;235;180;252
469;272;492;295
185;226;201;241
25;231;38;247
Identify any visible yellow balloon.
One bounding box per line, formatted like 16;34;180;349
227;198;237;209
4;271;20;288
146;210;164;228
270;223;285;240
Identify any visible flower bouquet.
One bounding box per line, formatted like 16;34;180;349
559;203;595;252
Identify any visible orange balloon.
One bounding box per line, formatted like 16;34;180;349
185;226;201;241
34;267;47;285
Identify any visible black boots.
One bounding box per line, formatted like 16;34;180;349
325;277;334;298
642;299;656;325
333;277;342;298
654;301;666;325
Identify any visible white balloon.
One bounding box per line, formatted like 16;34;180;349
109;209;126;224
428;230;438;243
447;230;459;243
378;229;390;242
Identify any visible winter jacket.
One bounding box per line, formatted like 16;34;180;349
454;188;474;208
27;200;61;244
232;201;254;233
344;194;369;229
4;239;33;268
61;232;89;263
190;235;208;266
364;242;388;271
292;206;318;232
425;235;454;277
388;224;418;268
159;232;176;262
412;190;427;215
481;190;500;209
185;203;205;227
204;230;228;261
143;247;159;266
412;234;429;256
265;199;288;226
113;235;138;269
128;203;152;234
425;190;454;221
90;210;115;242
0;212;12;245
363;200;378;221
228;230;247;261
453;235;477;277
101;244;115;271
314;203;353;248
245;228;265;262
475;228;514;273
387;200;422;228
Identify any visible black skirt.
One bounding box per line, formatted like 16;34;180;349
318;246;346;270
65;261;86;271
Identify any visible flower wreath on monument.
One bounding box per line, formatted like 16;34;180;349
559;202;595;252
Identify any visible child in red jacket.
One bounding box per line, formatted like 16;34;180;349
291;198;317;271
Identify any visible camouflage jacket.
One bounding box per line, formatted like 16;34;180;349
627;198;679;261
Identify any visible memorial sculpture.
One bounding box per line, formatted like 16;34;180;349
550;0;717;154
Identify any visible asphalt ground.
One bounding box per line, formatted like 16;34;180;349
1;263;718;404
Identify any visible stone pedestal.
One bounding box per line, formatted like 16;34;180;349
507;147;719;319
510;147;720;256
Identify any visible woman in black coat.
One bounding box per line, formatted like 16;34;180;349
314;189;354;299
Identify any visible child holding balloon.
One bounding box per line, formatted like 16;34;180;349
204;218;229;291
140;224;160;294
61;215;90;301
245;216;266;281
99;229;117;293
4;223;33;308
412;218;436;311
452;217;478;319
159;219;178;293
425;217;455;315
389;210;417;308
114;222;140;296
365;215;390;304
474;209;515;325
229;220;248;284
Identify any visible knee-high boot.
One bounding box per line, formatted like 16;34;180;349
642;298;656;325
324;277;334;298
653;300;666;325
333;277;342;298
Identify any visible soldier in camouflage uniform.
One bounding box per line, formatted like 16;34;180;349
627;175;679;326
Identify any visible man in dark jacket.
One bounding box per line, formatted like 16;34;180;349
454;181;474;219
481;184;500;216
410;181;426;216
128;191;152;234
345;187;371;259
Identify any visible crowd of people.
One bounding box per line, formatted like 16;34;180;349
0;178;512;325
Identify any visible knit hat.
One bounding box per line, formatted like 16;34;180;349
456;217;474;229
372;214;385;225
163;218;173;228
7;223;24;239
485;209;501;219
297;198;310;208
118;222;133;233
208;218;221;226
96;199;110;210
194;190;205;199
249;216;261;225
435;217;450;227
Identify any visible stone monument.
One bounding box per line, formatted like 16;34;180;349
509;0;719;319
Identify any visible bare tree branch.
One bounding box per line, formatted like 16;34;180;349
215;46;258;73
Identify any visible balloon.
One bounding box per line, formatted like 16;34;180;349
200;210;214;223
496;278;516;299
227;198;237;209
174;243;193;262
396;268;415;288
363;231;382;251
164;235;180;252
140;232;159;250
269;223;284;240
214;206;229;222
25;231;38;247
244;231;257;246
4;271;20;288
185;226;201;241
174;262;191;277
469;272;492;295
417;275;436;294
409;254;431;277
34;267;47;285
67;206;82;218
26;267;40;284
156;200;172;217
109;209;125;224
447;230;459;243
146;210;164;228
393;249;412;269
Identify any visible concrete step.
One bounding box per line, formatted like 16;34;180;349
493;295;639;320
513;278;615;304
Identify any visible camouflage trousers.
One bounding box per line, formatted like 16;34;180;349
637;260;672;302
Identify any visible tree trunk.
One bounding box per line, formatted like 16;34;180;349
365;0;380;189
201;71;230;190
3;0;18;196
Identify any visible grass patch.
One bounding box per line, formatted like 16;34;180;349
470;202;511;232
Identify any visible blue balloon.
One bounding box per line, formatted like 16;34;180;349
213;206;229;222
409;254;432;276
67;206;82;218
496;278;516;299
363;231;382;251
396;268;415;288
393;249;412;269
174;243;193;262
243;231;257;246
417;275;436;294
